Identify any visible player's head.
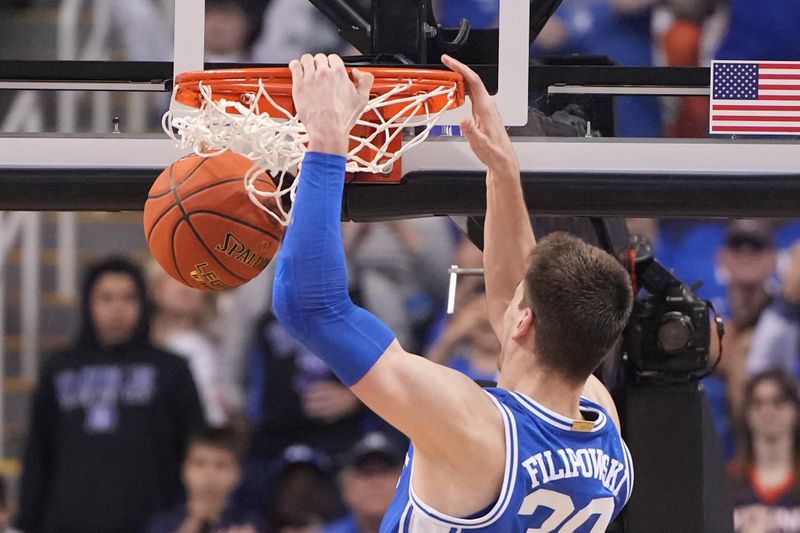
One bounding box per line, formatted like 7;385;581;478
500;232;633;384
182;426;245;506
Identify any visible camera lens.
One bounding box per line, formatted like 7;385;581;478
657;312;694;353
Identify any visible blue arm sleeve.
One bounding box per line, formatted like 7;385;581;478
272;152;396;386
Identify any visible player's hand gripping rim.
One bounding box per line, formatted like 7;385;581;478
289;54;374;156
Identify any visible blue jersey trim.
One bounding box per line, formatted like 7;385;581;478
510;391;608;433
621;439;635;503
406;394;518;528
399;503;413;533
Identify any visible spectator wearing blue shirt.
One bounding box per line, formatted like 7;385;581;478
322;433;405;533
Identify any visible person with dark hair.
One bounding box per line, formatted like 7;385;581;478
204;0;258;62
264;445;344;533
234;310;374;513
271;54;634;530
146;426;260;533
703;220;779;460
323;433;405;533
729;370;800;532
16;257;204;533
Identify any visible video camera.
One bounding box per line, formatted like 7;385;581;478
622;235;723;379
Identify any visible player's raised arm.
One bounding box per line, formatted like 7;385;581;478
271;55;506;516
441;55;535;336
442;56;623;425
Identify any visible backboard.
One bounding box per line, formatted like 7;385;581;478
0;0;799;217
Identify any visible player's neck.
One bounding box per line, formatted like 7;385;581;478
499;362;583;420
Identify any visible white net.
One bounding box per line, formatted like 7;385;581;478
163;76;460;226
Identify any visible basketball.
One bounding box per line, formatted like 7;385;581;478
143;151;284;291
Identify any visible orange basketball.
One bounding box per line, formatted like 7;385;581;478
144;151;284;291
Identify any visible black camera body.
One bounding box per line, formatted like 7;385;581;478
623;238;714;377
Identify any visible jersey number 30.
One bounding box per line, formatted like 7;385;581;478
518;488;614;532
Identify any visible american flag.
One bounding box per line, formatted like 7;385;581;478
710;60;800;135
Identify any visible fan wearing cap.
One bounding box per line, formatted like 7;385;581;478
323;433;406;533
715;220;778;414
749;230;800;384
264;444;344;532
699;220;779;460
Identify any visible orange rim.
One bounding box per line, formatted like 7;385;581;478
174;67;465;115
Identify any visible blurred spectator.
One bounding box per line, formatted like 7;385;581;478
729;371;800;532
427;294;499;383
216;267;274;414
716;0;800;61
245;311;366;459
344;219;457;352
110;0;173;62
748;242;800;378
535;0;663;137
16;257;204;533
236;312;374;511
204;0;257;62
322;433;405;533
149;263;229;426
661;16;709;138
663;0;800;138
264;446;344;533
109;0;262;131
717;220;778;411
251;0;346;63
659;0;718;138
111;0;260;62
657;219;787;318
0;477;20;533
146;426;259;533
705;221;777;459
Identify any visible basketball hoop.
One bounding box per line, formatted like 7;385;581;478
163;67;465;225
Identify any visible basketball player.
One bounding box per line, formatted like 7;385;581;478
273;53;634;531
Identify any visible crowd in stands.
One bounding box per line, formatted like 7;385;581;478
13;217;800;532
3;0;800;532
